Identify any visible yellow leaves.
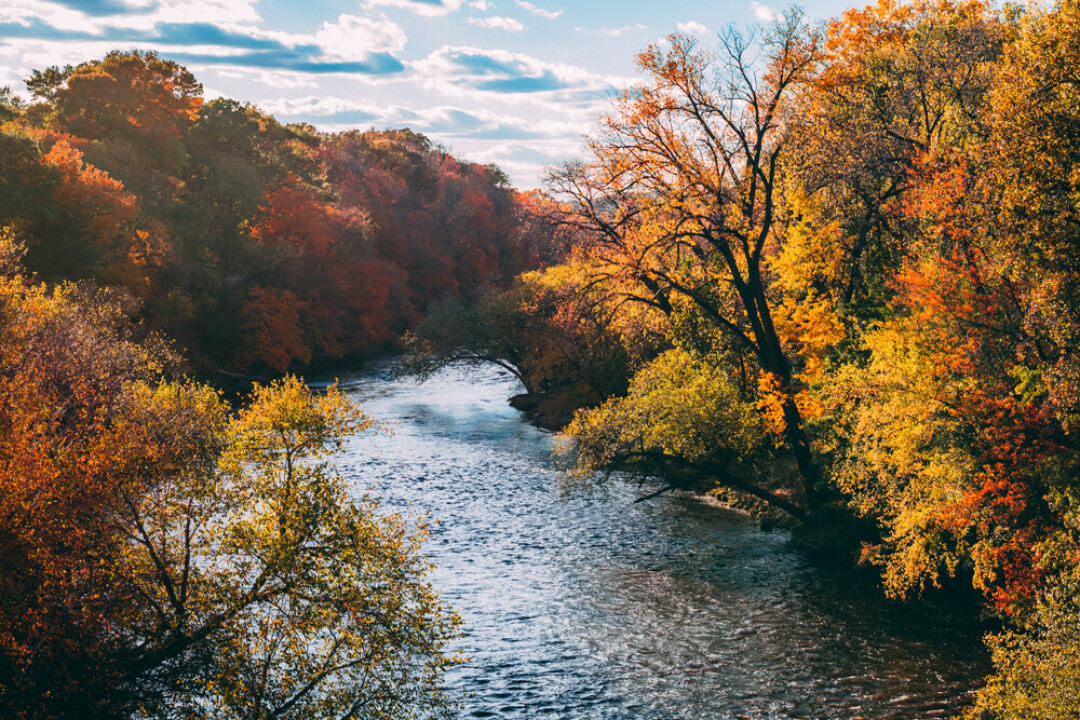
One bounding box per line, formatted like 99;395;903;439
229;375;373;457
772;188;850;300
520;257;666;358
823;303;991;600
756;371;790;437
771;294;846;382
561;348;764;477
969;570;1080;720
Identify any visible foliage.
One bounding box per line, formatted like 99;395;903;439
125;377;462;720
2;52;534;376
548;13;826;507
11;0;1080;712
0;255;460;719
968;571;1080;720
785;0;1006;312
0;255;182;717
561;349;762;471
558;349;811;519
27;50;201;172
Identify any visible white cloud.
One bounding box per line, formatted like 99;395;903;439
467;16;525;31
0;64;24;93
258;95;374;116
592;23;646;37
314;13;407;60
1;1;91;33
515;1;562;20
462;139;582;187
467;0;493;8
243;70;319;90
677;20;708;35
750;1;778;22
144;0;262;26
363;0;466;17
414;45;613;96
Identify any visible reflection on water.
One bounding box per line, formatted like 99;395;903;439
331;362;989;719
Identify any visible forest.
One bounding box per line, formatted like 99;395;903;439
2;0;1080;717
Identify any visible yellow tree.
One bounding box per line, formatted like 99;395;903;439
550;13;825;508
111;377;462;720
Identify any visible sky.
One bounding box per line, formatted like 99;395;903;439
0;0;857;188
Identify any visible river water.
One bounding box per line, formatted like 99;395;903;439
332;362;989;720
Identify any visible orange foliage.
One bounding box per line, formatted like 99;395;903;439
241;286;311;372
0;274;182;715
47;50;202;144
885;233;1061;615
43;139;136;239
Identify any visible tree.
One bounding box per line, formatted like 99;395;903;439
0;86;25;122
27;50;202;172
821;256;1062;610
968;571;1080;720
0;240;183;718
784;0;1006;312
983;0;1080;423
560;348;808;521
115;377;462;720
549;14;825;509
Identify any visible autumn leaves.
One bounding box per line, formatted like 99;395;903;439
1;54;532;377
0;262;460;717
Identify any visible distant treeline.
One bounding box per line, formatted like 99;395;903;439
0;50;542;376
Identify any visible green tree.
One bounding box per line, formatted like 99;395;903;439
559;348;808;521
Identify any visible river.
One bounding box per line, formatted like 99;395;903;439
332;361;989;720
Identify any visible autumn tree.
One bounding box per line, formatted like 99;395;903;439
26;50;202;175
812;0;1080;615
783;0;1007;313
969;571;1080;720
983;0;1080;423
112;377;462;720
951;0;1080;713
0;233;183;717
549;14;825;511
0;128;61;240
559;348;809;520
324;130;528;314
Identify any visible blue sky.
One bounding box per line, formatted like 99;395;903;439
1;0;857;187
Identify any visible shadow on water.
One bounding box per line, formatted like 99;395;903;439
329;361;990;720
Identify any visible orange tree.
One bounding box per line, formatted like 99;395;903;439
26;50;201;174
549;13;826;514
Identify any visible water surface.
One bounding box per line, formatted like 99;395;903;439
333;362;989;720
